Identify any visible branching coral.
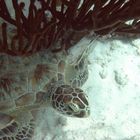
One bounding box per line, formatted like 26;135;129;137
0;0;140;56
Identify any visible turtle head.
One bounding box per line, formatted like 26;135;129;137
50;84;90;118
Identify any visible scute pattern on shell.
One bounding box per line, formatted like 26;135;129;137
0;51;56;100
0;49;90;139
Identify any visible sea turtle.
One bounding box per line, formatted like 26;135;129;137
0;49;90;140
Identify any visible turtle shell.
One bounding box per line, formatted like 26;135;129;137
0;49;88;113
0;51;60;113
0;49;89;139
0;51;64;139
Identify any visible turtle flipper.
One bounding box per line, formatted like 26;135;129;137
0;120;18;139
0;113;18;139
0;113;14;129
0;112;35;140
14;118;35;140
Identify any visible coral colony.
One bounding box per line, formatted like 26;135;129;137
0;0;140;56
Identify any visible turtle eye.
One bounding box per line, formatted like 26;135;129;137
68;103;79;112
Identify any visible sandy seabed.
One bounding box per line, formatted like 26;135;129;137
1;1;140;140
33;38;140;140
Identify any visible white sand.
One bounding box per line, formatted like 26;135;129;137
33;38;140;140
2;1;140;139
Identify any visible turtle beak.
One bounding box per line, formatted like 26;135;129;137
74;108;90;118
83;108;90;118
85;109;90;117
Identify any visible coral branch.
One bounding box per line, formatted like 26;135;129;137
0;0;16;25
0;0;140;56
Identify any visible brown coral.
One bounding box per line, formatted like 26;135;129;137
0;0;140;56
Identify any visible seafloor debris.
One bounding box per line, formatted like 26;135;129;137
114;70;128;86
99;68;108;79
